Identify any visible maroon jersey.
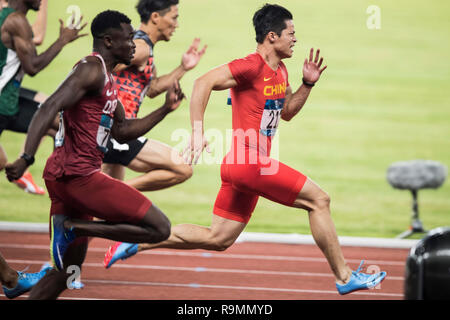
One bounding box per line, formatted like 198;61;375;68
43;53;119;180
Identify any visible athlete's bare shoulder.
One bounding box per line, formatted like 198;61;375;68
72;56;105;94
1;11;33;49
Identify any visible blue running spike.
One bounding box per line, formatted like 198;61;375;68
50;215;76;271
2;269;50;299
336;260;387;295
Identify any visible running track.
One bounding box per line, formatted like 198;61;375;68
0;231;409;300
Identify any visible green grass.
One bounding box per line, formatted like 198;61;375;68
0;0;449;239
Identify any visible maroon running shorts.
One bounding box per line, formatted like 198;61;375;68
45;171;152;225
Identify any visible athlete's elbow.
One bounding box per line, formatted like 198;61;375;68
23;65;39;77
194;75;214;91
111;129;129;144
193;77;204;89
281;112;293;122
33;36;44;46
115;137;128;144
112;132;127;144
26;70;38;77
147;90;160;99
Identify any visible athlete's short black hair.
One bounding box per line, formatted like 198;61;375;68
91;10;132;38
253;4;293;44
136;0;179;23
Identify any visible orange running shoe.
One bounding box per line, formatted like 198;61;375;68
12;171;45;195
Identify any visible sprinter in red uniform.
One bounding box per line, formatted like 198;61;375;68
5;10;184;300
104;4;386;296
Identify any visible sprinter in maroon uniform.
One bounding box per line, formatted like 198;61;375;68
5;10;184;300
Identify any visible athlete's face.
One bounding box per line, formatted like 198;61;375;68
274;20;297;59
25;0;41;11
156;5;179;41
111;23;136;66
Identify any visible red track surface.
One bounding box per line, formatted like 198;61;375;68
0;231;408;300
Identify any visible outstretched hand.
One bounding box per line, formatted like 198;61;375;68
181;38;207;71
303;48;327;84
182;130;211;165
58;14;88;45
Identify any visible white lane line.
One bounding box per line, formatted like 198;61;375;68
0;223;419;249
83;279;404;298
0;244;407;266
5;259;405;281
142;251;407;266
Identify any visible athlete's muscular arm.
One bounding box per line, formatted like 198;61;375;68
281;48;327;121
185;64;236;164
281;85;312;121
4;60;104;181
146;38;207;98
111;81;185;143
1;12;87;76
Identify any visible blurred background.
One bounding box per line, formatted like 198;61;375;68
0;0;449;238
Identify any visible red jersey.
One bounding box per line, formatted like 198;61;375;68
227;52;289;159
113;30;154;119
43;53;118;180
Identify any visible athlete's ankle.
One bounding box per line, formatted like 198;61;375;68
335;267;352;285
2;270;19;289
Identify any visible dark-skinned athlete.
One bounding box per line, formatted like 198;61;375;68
5;9;184;300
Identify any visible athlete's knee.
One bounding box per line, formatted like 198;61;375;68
310;192;331;213
141;206;171;243
145;219;171;243
175;164;193;183
207;235;235;251
155;218;171;242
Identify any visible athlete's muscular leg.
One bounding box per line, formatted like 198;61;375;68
126;139;193;191
138;214;246;252
28;241;88;300
292;178;352;284
65;204;171;244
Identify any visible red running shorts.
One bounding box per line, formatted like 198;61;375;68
213;153;307;224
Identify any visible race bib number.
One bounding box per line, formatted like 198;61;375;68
96;114;113;153
260;98;284;137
